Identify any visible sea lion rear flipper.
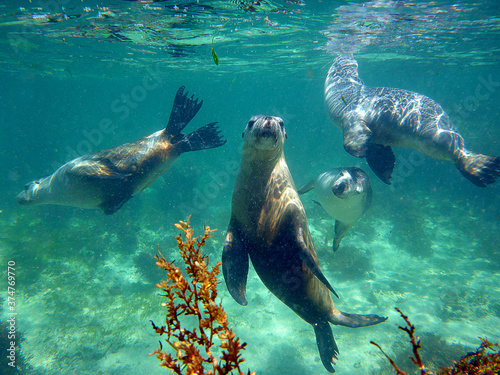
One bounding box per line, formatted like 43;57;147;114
313;321;338;373
297;179;316;195
365;143;395;185
330;309;388;328
456;152;500;187
174;122;227;153
165;86;203;136
222;222;249;306
332;220;353;252
296;227;339;298
342;119;371;158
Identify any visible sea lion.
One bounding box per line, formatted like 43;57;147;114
16;86;226;214
298;167;372;252
222;115;386;373
325;54;500;187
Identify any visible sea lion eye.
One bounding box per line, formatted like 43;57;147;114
247;120;255;129
279;120;286;138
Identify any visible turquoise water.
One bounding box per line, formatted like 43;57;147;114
0;0;499;374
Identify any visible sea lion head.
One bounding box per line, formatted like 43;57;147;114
331;168;369;199
16;180;42;206
242;115;286;152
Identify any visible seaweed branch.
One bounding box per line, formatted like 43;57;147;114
150;217;255;375
370;341;407;375
396;307;429;374
372;307;500;375
371;307;429;375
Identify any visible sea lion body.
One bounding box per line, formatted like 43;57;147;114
298;167;372;251
17;87;226;214
325;54;500;186
222;115;386;373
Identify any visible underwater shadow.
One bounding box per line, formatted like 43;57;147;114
262;344;312;374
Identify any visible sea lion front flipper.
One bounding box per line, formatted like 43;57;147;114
297;179;316;195
295;227;339;299
365;143;395;185
332;220;353;252
312;200;322;207
69;158;134;214
222;221;249;306
342;119;372;158
99;192;132;215
313;321;339;373
165;86;203;136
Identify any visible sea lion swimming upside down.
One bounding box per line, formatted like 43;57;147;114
325;54;500;186
222;115;387;373
16;86;226;214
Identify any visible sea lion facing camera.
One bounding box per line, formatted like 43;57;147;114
222;115;386;373
298;167;372;252
17;86;226;214
325;54;500;187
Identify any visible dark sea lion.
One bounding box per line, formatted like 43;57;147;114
325;54;500;187
222;115;386;373
16;86;226;214
298;167;372;252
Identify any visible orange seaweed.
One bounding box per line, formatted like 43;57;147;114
150;217;255;375
372;308;500;375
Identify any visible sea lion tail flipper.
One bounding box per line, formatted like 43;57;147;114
296;227;339;298
313;321;338;373
330;309;388;328
456;152;500;187
365;144;395;185
297;179;316;195
165;86;203;136
222;222;249;306
332;220;353;252
174;122;227;153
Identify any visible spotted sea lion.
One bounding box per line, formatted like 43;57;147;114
222;115;386;373
16;86;226;214
298;167;372;252
325;54;500;187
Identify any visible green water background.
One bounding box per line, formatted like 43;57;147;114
0;1;499;374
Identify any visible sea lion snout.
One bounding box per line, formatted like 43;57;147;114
16;192;29;205
262;115;274;124
332;180;348;197
16;181;37;205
